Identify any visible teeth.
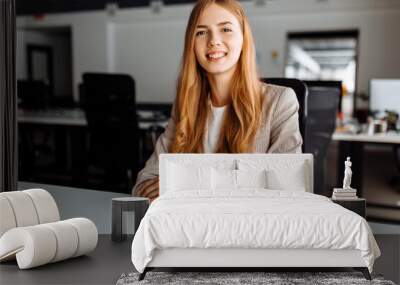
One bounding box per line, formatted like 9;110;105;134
208;52;226;59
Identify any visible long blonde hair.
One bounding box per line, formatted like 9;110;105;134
170;0;264;153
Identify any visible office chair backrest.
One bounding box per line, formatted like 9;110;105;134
303;80;341;195
17;80;50;110
82;73;139;188
261;78;308;152
82;73;137;127
303;81;341;153
304;80;342;113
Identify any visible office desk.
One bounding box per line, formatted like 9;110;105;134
17;108;169;129
332;131;400;198
332;132;400;144
17;108;169;190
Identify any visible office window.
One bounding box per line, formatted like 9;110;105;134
285;31;359;118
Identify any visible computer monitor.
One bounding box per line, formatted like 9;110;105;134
370;79;400;115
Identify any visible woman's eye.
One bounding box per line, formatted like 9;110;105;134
196;30;206;36
223;28;232;33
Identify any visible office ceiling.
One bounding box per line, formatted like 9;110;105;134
287;38;357;69
16;0;253;15
301;38;356;67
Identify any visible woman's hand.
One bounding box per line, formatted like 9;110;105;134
136;177;159;203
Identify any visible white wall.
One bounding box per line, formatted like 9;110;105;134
111;21;186;103
17;0;400;103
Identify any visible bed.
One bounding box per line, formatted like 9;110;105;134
131;154;380;280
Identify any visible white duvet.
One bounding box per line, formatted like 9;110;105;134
131;190;380;273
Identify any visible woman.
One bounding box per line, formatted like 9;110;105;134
134;0;302;201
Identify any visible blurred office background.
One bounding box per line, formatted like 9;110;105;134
15;0;400;223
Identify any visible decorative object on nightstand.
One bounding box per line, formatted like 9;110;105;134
332;157;358;200
331;157;365;218
112;197;149;242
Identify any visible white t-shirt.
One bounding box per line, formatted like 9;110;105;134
203;102;226;153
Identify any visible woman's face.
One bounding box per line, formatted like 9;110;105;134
194;4;243;76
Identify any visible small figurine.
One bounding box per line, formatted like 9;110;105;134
343;157;353;189
332;157;357;199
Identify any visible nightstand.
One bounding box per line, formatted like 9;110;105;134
111;197;149;242
331;198;366;218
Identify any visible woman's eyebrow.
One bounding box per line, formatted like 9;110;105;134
196;21;233;29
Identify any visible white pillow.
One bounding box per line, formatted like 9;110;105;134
167;162;211;191
237;159;308;192
266;167;306;191
211;168;236;190
237;169;267;189
211;169;267;190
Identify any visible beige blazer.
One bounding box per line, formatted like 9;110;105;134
132;83;303;195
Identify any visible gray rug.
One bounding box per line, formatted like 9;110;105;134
116;272;396;285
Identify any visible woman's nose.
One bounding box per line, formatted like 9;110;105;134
208;39;222;47
208;32;222;47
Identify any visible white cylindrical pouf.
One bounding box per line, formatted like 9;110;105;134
0;189;98;269
0;196;17;237
65;218;98;257
0;226;57;269
23;189;60;223
42;221;79;262
1;192;39;227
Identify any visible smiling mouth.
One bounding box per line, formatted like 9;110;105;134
207;52;227;60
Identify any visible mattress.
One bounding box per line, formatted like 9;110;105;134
131;190;380;273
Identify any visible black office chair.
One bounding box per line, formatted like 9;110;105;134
303;80;342;195
18;80;55;180
261;78;308;152
17;80;50;110
82;73;139;193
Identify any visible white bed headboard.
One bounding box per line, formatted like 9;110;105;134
159;154;314;194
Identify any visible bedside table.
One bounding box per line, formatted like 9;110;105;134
331;198;366;218
112;197;149;242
